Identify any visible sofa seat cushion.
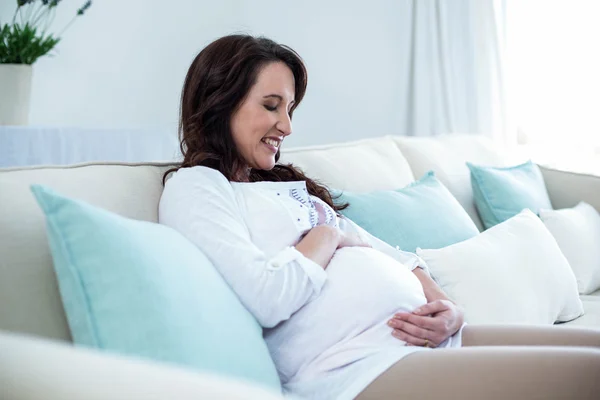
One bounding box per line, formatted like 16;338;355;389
280;136;414;192
0;331;285;400
0;162;173;341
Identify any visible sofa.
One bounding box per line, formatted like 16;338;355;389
1;134;600;399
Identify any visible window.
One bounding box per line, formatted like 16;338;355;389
506;0;600;174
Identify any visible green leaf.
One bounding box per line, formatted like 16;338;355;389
0;22;59;64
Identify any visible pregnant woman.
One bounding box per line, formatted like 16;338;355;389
159;34;600;399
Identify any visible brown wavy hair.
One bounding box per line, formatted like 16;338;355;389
163;34;347;212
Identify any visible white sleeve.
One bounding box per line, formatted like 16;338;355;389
159;167;327;328
337;216;430;274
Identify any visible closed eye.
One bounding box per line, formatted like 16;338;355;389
264;104;293;118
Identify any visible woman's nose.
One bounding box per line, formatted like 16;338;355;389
277;114;292;136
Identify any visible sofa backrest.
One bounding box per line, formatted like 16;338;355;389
280;136;415;192
393;134;509;231
0;162;173;341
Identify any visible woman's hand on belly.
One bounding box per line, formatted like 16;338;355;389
337;227;372;249
294;225;372;270
295;225;341;269
387;299;464;348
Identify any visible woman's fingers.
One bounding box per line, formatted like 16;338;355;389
391;328;436;347
391;312;440;331
388;319;442;346
389;301;460;347
389;318;429;337
411;300;451;316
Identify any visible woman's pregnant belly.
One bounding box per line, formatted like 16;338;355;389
264;246;428;383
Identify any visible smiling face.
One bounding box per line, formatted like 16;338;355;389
230;62;296;180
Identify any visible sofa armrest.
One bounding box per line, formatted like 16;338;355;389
0;331;283;400
539;166;600;212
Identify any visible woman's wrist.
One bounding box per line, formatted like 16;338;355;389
412;267;447;303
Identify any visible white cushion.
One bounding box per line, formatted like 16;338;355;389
416;210;583;325
539;202;600;295
0;162;173;341
393;134;510;231
280;136;414;192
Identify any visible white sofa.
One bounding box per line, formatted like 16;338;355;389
1;134;599;398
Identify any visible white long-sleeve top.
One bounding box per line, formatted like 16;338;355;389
159;166;462;400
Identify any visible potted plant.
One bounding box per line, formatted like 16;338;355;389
0;0;92;125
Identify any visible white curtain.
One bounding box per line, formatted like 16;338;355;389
403;0;508;143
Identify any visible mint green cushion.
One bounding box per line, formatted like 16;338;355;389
467;160;552;229
336;172;479;253
31;185;280;391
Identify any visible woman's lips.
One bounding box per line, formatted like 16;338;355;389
261;139;279;153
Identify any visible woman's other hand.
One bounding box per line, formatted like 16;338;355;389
387;300;464;347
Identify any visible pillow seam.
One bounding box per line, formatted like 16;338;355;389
470;167;502;226
46;213;104;348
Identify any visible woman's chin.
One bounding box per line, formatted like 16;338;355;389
258;158;277;170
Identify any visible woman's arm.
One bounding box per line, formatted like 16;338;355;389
391;267;465;347
159;167;328;329
413;267;452;303
295;221;372;268
338;216;464;346
294;226;340;269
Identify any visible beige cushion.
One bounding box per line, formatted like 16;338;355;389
280;136;414;192
393;134;509;231
0;162;174;341
540;166;600;212
0;331;284;400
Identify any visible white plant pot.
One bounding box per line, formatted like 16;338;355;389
0;64;32;125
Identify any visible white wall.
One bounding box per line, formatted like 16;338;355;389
0;0;469;147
